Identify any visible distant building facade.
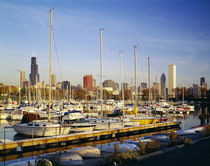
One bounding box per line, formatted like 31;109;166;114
83;75;93;90
29;57;39;85
152;82;161;100
202;82;208;90
103;80;117;90
141;82;147;90
20;70;26;88
23;80;30;88
56;82;62;89
168;64;176;98
200;77;205;86
160;73;166;98
93;79;96;88
122;83;130;91
193;84;200;98
51;74;56;86
62;81;70;89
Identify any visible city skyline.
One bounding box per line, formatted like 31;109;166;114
1;0;210;87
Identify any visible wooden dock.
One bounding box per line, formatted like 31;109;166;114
0;122;180;155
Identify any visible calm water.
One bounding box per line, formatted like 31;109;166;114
0;103;209;165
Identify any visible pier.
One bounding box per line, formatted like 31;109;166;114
0;122;180;157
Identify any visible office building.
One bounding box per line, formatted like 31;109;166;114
141;82;147;90
29;57;39;85
152;82;161;98
103;80;117;90
93;79;96;88
200;77;205;86
62;81;70;89
83;75;93;90
168;64;176;98
193;84;199;98
51;74;56;86
20;70;26;88
23;80;30;88
202;82;208;90
56;82;62;89
122;82;130;91
160;73;166;98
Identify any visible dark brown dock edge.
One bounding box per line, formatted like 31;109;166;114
0;122;180;156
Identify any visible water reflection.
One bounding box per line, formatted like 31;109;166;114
198;103;210;126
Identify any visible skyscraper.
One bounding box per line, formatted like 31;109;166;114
20;70;26;88
168;64;176;98
152;82;161;98
160;73;166;98
193;84;200;98
83;75;93;90
62;81;70;89
29;57;39;85
200;77;205;86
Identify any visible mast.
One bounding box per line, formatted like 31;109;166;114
18;70;21;105
70;82;71;101
8;86;10;103
100;28;103;117
148;57;151;114
36;76;38;102
182;82;184;105
48;8;53;121
29;85;31;103
25;86;27;101
134;45;137;107
120;51;124;116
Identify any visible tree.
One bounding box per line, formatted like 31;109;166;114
73;89;86;100
142;89;149;100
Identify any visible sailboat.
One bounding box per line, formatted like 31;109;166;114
13;9;71;137
123;50;159;125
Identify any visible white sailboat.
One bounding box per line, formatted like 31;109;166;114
13;9;71;137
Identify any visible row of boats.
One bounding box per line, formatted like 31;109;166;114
0;99;195;137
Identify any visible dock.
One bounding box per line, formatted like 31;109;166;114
0;122;180;156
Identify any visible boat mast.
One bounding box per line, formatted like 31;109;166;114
17;70;21;105
29;85;31;103
100;28;103;117
182;82;184;105
70;82;71;101
48;8;53;122
134;45;137;107
148;57;151;114
120;51;124;116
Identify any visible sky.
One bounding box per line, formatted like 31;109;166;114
0;0;210;88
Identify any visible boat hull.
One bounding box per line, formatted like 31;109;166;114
131;118;159;125
13;123;71;137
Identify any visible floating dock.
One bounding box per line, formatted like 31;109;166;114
0;122;180;156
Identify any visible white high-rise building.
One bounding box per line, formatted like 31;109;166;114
168;64;176;98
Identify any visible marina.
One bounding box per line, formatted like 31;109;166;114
0;102;208;166
1;1;210;165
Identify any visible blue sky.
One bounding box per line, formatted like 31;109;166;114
0;0;210;87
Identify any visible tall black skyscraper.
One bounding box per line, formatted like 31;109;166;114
200;77;205;86
29;57;39;85
160;73;166;98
